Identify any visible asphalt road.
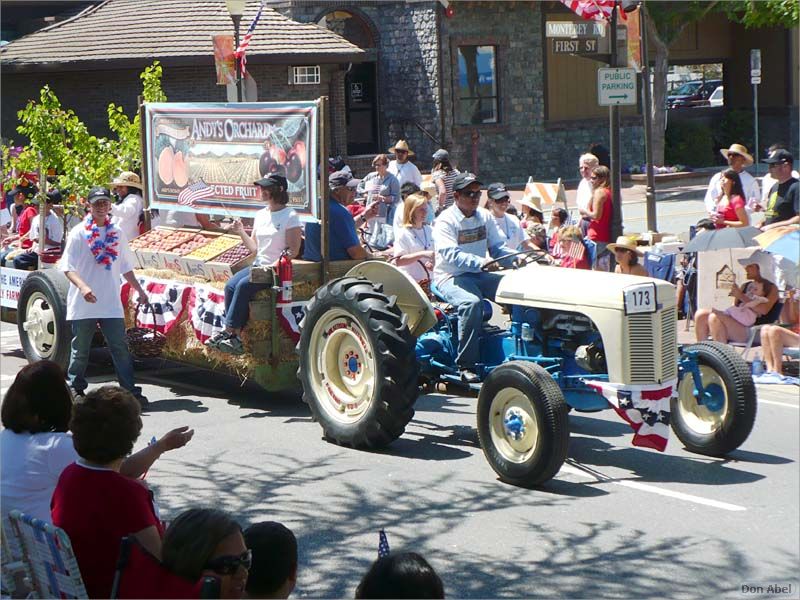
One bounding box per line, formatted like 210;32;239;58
1;321;798;599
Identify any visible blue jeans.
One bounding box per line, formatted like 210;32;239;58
224;267;269;329
68;318;141;398
12;251;38;270
437;271;502;368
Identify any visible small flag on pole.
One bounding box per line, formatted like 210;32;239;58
566;239;587;261
234;1;265;77
378;529;390;559
177;180;215;208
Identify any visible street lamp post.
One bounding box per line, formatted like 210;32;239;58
225;0;246;102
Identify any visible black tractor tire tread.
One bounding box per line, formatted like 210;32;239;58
16;270;71;369
672;341;756;456
477;361;570;487
298;277;418;449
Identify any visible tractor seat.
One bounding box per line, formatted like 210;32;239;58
430;281;493;322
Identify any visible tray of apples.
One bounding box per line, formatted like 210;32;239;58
211;243;252;265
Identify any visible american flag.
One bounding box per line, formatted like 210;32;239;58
234;1;265;77
560;0;616;21
177;180;214;208
378;529;390;559
565;239;587;261
585;379;676;452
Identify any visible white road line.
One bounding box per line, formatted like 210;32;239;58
758;398;799;409
559;464;747;512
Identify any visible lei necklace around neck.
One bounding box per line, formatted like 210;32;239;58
83;215;120;270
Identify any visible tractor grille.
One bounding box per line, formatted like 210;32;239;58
627;307;678;384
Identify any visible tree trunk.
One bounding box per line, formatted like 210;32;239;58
646;12;669;167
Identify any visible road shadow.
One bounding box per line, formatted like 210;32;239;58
144;398;209;414
569;413;633;438
568;436;766;486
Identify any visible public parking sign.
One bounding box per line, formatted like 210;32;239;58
597;67;637;106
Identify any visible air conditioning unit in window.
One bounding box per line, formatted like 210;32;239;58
289;65;321;85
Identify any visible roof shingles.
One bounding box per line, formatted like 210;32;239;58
1;0;364;69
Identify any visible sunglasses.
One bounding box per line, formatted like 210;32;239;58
494;198;510;204
395;149;408;154
373;162;388;167
460;190;482;199
204;550;252;575
727;153;742;159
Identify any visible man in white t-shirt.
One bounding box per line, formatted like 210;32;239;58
388;140;422;189
109;171;144;242
433;172;516;383
576;153;598;235
12;194;63;270
704;143;760;215
61;186;149;405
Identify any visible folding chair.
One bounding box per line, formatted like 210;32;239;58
730;301;784;360
644;251;676;282
110;536;216;599
2;517;27;597
8;510;87;599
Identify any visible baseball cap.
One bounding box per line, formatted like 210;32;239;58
10;184;37;198
486;182;510;200
453;172;482;191
329;170;360;190
764;149;793;165
254;174;288;189
432;149;450;162
87;186;113;204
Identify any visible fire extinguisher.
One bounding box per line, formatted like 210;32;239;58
277;250;293;303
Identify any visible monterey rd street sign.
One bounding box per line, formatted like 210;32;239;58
597;67;637;106
546;21;605;38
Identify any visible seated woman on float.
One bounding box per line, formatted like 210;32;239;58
206;174;302;355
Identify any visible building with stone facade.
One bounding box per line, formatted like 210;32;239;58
2;0;797;184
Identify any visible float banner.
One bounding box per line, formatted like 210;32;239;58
213;35;237;86
0;267;31;308
144;102;319;220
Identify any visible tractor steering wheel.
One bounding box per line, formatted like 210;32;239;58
481;248;548;272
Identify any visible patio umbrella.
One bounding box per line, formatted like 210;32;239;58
754;226;800;265
682;225;762;253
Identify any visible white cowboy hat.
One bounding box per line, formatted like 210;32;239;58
109;171;143;190
420;179;437;197
607;235;643;257
388;139;415;157
719;143;754;166
519;193;543;214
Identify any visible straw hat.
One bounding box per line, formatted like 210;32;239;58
607;235;643;257
520;193;542;214
719;143;754;166
388;139;415;157
420;179;437;197
109;171;143;190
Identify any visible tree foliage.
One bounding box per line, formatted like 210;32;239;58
3;61;166;202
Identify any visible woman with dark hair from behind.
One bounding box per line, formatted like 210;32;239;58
1;361;73;523
355;552;444;599
163;508;250;599
50;385;193;599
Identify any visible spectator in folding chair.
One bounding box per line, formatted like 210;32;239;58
162;508;250;599
51;386;194;599
243;522;297;599
556;225;590;270
694;251;779;343
1;361;193;526
608;236;648;277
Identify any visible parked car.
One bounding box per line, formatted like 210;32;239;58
708;85;724;107
667;79;722;108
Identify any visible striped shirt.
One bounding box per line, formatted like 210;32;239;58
432;168;459;210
